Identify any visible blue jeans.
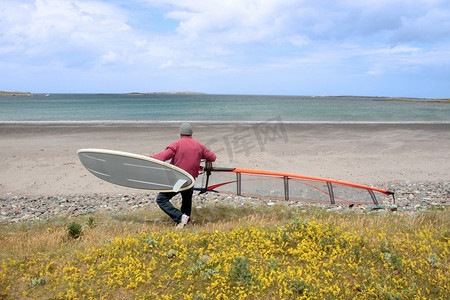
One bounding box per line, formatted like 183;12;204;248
156;188;194;223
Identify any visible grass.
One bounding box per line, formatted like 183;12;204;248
0;202;448;299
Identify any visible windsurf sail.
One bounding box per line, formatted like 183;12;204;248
196;167;395;205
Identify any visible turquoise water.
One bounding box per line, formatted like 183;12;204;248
0;94;449;123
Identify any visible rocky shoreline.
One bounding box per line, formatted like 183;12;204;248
1;182;448;223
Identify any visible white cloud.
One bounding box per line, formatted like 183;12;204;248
159;59;172;68
0;0;449;96
391;8;450;43
0;0;141;67
148;0;450;46
150;0;302;43
3;0;448;69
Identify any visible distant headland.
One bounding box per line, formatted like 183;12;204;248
371;97;450;104
1;91;448;103
94;91;207;96
1;91;206;96
0;91;43;96
125;92;207;95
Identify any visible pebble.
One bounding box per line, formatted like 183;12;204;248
0;182;448;223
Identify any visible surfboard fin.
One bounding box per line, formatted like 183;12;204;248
173;179;187;192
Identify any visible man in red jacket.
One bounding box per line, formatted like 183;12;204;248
152;123;216;228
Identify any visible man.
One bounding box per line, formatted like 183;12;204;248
151;123;216;228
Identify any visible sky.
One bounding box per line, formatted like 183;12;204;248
0;0;449;98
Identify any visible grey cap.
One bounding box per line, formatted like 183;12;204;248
179;123;193;136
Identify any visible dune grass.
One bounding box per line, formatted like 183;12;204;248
0;203;448;299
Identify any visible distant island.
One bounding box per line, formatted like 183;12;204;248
125;92;207;95
371;97;450;104
0;91;42;96
95;91;207;96
1;91;448;103
1;91;207;97
314;95;449;104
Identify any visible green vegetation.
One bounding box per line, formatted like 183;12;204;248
67;221;83;239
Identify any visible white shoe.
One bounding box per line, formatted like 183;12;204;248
176;214;190;229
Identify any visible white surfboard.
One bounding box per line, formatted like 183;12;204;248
77;149;195;192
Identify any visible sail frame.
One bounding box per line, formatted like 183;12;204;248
198;167;395;205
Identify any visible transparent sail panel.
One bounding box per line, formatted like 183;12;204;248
331;184;375;204
374;191;395;206
199;172;237;194
240;174;286;199
288;178;331;203
197;171;393;205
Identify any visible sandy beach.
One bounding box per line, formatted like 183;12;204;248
1;123;449;198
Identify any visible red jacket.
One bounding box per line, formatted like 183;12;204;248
152;136;216;178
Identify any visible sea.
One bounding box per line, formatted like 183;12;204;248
0;93;449;123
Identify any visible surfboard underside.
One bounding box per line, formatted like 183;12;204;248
78;149;194;192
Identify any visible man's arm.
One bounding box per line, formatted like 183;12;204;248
152;146;175;161
203;147;217;162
